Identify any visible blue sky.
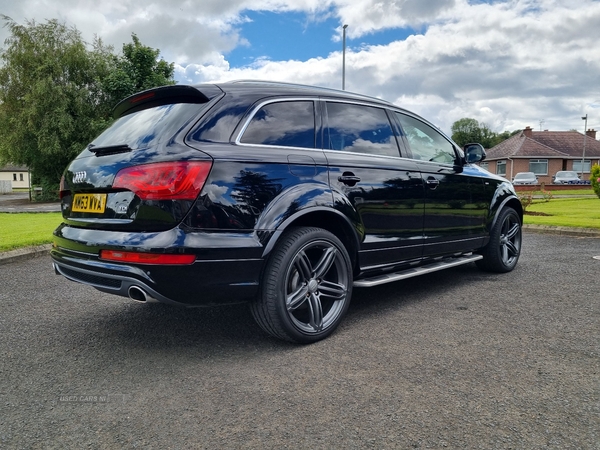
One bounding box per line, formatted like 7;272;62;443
226;11;416;68
1;0;599;134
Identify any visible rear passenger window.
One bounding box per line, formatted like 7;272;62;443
325;102;399;157
240;101;315;148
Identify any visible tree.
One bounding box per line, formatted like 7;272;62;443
0;16;113;197
591;164;600;199
451;117;516;149
101;33;175;109
451;118;482;148
0;17;176;199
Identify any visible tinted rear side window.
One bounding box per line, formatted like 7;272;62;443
91;103;209;150
325;102;399;157
240;101;316;148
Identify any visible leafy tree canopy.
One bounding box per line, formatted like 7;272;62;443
102;33;175;110
591;164;600;199
0;16;176;198
451;117;517;149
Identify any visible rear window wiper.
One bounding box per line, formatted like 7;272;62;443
87;144;132;156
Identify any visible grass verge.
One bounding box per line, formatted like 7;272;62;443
0;213;62;251
1;196;598;253
524;197;600;228
542;188;595;196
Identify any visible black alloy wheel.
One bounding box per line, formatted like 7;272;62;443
251;227;353;344
477;207;522;273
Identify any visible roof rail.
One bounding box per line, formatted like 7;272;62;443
225;79;393;105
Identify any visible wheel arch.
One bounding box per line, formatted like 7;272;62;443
491;195;523;231
261;207;361;274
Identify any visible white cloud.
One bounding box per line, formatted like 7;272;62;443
1;0;599;134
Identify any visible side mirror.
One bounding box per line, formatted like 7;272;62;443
464;143;486;164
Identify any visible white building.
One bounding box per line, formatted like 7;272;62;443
0;164;30;192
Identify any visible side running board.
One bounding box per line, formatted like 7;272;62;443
353;254;483;288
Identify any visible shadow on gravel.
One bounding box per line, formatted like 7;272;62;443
59;263;506;355
347;263;502;318
66;302;289;353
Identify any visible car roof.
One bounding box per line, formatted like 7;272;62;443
199;80;397;108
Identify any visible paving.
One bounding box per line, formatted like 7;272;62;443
0;192;61;213
1;191;599;447
0;233;599;448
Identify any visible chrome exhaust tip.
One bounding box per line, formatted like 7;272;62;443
128;285;151;303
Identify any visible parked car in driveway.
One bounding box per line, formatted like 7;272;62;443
51;81;523;343
512;172;538;185
553;170;581;184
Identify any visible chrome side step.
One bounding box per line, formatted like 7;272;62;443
353;254;483;288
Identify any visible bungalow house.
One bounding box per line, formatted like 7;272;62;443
0;164;30;192
481;126;600;184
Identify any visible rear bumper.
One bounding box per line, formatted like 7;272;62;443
51;225;266;306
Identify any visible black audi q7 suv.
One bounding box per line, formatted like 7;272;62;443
52;81;523;343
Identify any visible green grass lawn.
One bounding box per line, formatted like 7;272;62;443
1;196;598;253
525;197;600;228
0;213;62;251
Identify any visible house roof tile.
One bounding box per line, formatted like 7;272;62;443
0;164;28;172
486;130;600;160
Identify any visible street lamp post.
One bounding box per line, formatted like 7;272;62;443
581;114;588;179
342;24;348;90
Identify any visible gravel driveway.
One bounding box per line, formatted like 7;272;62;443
1;232;599;449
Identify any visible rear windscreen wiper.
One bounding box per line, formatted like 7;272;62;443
87;144;132;156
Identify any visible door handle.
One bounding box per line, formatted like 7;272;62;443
426;177;440;189
338;173;361;186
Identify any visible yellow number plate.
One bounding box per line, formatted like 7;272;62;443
72;193;107;213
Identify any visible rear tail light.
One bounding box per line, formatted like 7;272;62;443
100;250;195;265
113;161;212;200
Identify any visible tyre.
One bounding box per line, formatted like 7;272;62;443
476;207;522;273
251;227;353;344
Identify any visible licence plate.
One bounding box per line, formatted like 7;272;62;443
72;193;107;213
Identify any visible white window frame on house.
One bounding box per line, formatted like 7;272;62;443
496;160;506;176
479;162;489;171
529;159;548;175
572;159;591;173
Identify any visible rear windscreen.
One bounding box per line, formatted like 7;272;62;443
90;103;210;151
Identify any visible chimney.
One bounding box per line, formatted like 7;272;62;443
586;129;597;140
523;126;533;138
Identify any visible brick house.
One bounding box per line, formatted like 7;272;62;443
482;127;600;184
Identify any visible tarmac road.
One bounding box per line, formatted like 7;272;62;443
0;192;61;213
0;233;599;449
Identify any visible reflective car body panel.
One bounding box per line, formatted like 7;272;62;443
52;81;522;308
327;150;424;270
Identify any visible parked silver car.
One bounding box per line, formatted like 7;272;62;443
553;170;581;184
512;172;538;185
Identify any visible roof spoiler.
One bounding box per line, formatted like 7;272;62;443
113;85;210;119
